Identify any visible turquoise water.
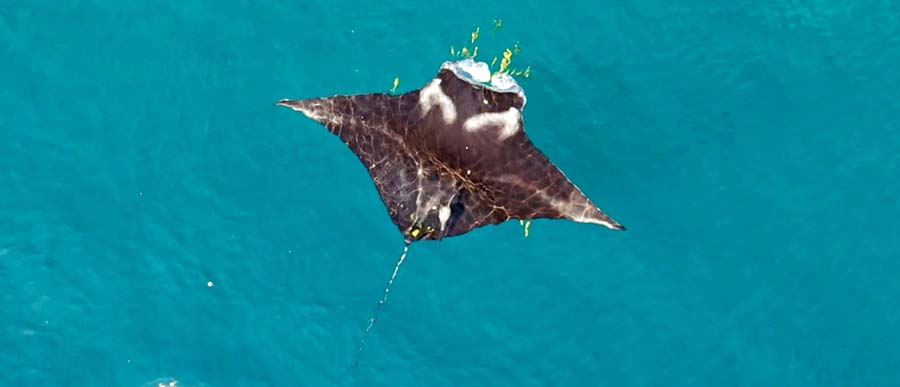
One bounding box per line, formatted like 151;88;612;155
3;1;900;385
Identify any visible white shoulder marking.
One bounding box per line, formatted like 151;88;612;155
462;107;521;140
418;79;457;124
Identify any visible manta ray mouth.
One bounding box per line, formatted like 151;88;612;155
441;58;527;108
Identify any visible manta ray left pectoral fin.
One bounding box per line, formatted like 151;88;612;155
278;92;427;239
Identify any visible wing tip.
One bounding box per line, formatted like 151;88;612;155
277;99;319;120
276;98;296;108
600;219;626;231
572;212;626;231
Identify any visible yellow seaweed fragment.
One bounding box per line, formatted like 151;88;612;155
390;77;400;94
499;48;513;73
448;20;534;79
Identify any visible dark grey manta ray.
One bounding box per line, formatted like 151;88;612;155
278;59;624;243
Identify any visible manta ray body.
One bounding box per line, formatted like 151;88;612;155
278;59;624;242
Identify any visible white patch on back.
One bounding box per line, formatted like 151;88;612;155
418;79;457;124
462;107;521;140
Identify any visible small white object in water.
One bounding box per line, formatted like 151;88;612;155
207;281;214;287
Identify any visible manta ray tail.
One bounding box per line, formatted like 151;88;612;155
353;242;411;368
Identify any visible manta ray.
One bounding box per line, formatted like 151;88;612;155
277;58;624;365
278;59;623;242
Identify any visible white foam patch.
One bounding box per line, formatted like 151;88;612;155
418;79;458;124
453;58;492;83
441;59;527;108
490;72;518;91
462;107;521;140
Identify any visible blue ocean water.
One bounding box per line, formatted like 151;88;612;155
3;1;900;385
